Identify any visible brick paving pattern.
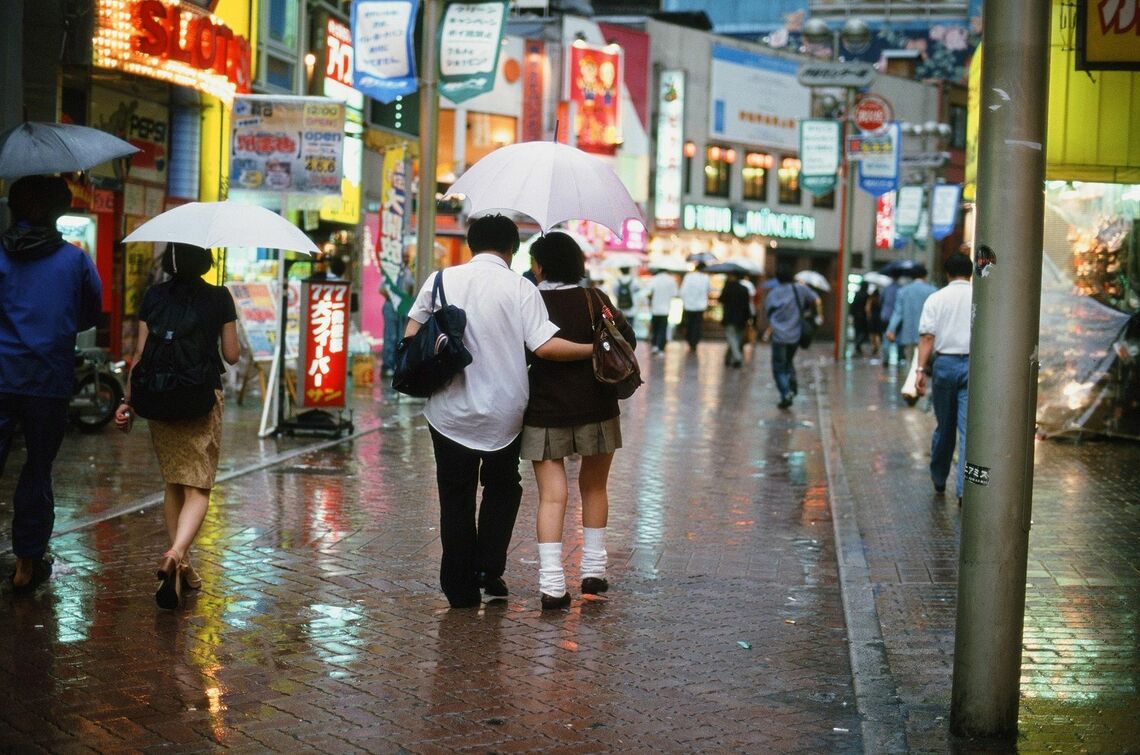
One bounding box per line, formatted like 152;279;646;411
2;343;1138;752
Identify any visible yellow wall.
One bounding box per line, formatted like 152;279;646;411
200;0;258;202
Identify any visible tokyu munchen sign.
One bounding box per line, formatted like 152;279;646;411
682;204;816;241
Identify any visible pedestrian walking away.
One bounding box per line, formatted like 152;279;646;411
611;266;640;323
885;265;937;369
404;215;592;609
764;262;822;409
914;251;974;504
719;271;752;368
850;281;871;357
522;232;635;609
115;243;240;609
679;262;711;352
0;175;103;592
647;267;678;354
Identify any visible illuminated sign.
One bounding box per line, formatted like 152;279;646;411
653;69;684;230
568;43;622;155
93;0;251;103
298;281;350;408
325;17;365;111
1077;0;1140;70
682;203;816;241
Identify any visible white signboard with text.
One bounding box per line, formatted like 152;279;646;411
709;45;810;151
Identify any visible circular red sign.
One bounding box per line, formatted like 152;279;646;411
853;95;892;134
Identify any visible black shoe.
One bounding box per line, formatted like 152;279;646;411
541;592;571;610
778;397;793;409
581;577;609;595
934;483;946;495
10;556;53;594
447;591;482;609
478;572;508;600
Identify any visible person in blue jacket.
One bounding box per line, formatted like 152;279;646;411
0;175;103;592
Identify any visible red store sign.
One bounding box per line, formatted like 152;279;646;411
93;0;251;102
297;280;350;409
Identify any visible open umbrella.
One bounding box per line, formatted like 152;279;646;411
0;122;139;180
648;254;690;273
123;201;319;254
862;271;894;289
686;251;718;265
599;251;648;269
442;141;642;236
794;269;832;292
705;261;750;275
879;259;923;278
719;256;763;274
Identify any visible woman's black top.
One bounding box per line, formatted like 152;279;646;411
139;278;237;390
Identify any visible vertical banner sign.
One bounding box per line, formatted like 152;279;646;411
875;191;895;250
653;69;684;230
379;146;413;317
568;43;622;155
361;212;385;350
231;96;345;194
799;119;841;196
352;0;419;103
895;185;924;238
438;1;509;103
298;280;351;408
931;184;963;240
855;121;901;196
521;39;545;142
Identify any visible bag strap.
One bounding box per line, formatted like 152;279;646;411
791;282;805;314
431;270;447;311
586;288;615;329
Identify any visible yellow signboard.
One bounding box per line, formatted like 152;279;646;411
1077;0;1140;70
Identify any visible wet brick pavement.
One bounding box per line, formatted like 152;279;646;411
1;343;1137;752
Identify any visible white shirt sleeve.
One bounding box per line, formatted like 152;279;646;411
407;272;439;324
519;281;561;351
918;294;937;336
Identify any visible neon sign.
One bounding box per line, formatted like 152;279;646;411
682;203;816;241
93;0;251;103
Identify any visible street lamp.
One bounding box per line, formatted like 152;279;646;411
900;121;953;281
801;17;873;360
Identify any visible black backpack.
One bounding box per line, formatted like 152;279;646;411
130;286;218;422
616;280;634;310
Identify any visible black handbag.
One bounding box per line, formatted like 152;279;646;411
391;271;473;398
792;283;816;349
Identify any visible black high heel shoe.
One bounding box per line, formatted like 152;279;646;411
155;550;182;610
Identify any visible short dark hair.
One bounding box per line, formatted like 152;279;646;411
327;256;347;277
467;214;520;255
944;251;973;279
161;243;214;280
775;262;795;284
8;175;72;225
530;231;585;284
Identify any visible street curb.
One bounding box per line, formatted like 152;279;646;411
813;364;909;753
0;421;386;555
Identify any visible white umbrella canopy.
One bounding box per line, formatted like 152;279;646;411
123;201;319;254
648;254;690;273
443;141;643;236
0;122;139;180
794;269;832;292
599;251;648;269
862;271;894;289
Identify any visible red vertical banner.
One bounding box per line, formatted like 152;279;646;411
298;280;350;408
568;43;621;155
521;39;545;142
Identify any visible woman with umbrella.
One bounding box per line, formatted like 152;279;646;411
114;244;240;609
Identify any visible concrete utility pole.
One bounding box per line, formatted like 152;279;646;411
415;0;442;288
950;0;1050;741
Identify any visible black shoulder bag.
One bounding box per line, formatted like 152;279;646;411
392;271;473;398
792;283;817;349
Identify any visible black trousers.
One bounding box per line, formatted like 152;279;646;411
429;427;523;604
0;393;69;558
683;309;704;349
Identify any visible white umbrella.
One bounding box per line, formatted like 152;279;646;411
443;141;643;236
599;251;648;269
648;254;690;273
862;271;894;289
720;256;763;274
0;122;139;180
794;269;832;292
123;201;319;254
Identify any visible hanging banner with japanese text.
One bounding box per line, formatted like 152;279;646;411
438;0;509;103
521;38;545;142
568;43;622;155
854;121;901;196
298;280;350;408
653;69;684;230
379;146;414;317
799;119;841;196
930;183;962;240
352;0;419;103
895;185;924;238
230;96;345;195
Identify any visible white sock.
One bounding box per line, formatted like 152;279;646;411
581;527;607;579
538;542;565;596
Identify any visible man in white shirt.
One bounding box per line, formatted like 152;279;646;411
405;215;592;608
647;268;678;354
679;262;711;352
915;251;975;504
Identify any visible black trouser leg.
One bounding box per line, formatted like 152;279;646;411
430;427;482;604
474;434;523;579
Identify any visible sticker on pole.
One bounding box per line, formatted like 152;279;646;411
852;94;893;135
964;462;991;487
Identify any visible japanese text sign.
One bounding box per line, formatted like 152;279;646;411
438;0;509;103
854;121;901;196
298;280;350;408
569;43;622;155
931;184;962;240
352;0;419;103
799;119;841;196
521;39;545;142
653;69;684;230
230;96;345;195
